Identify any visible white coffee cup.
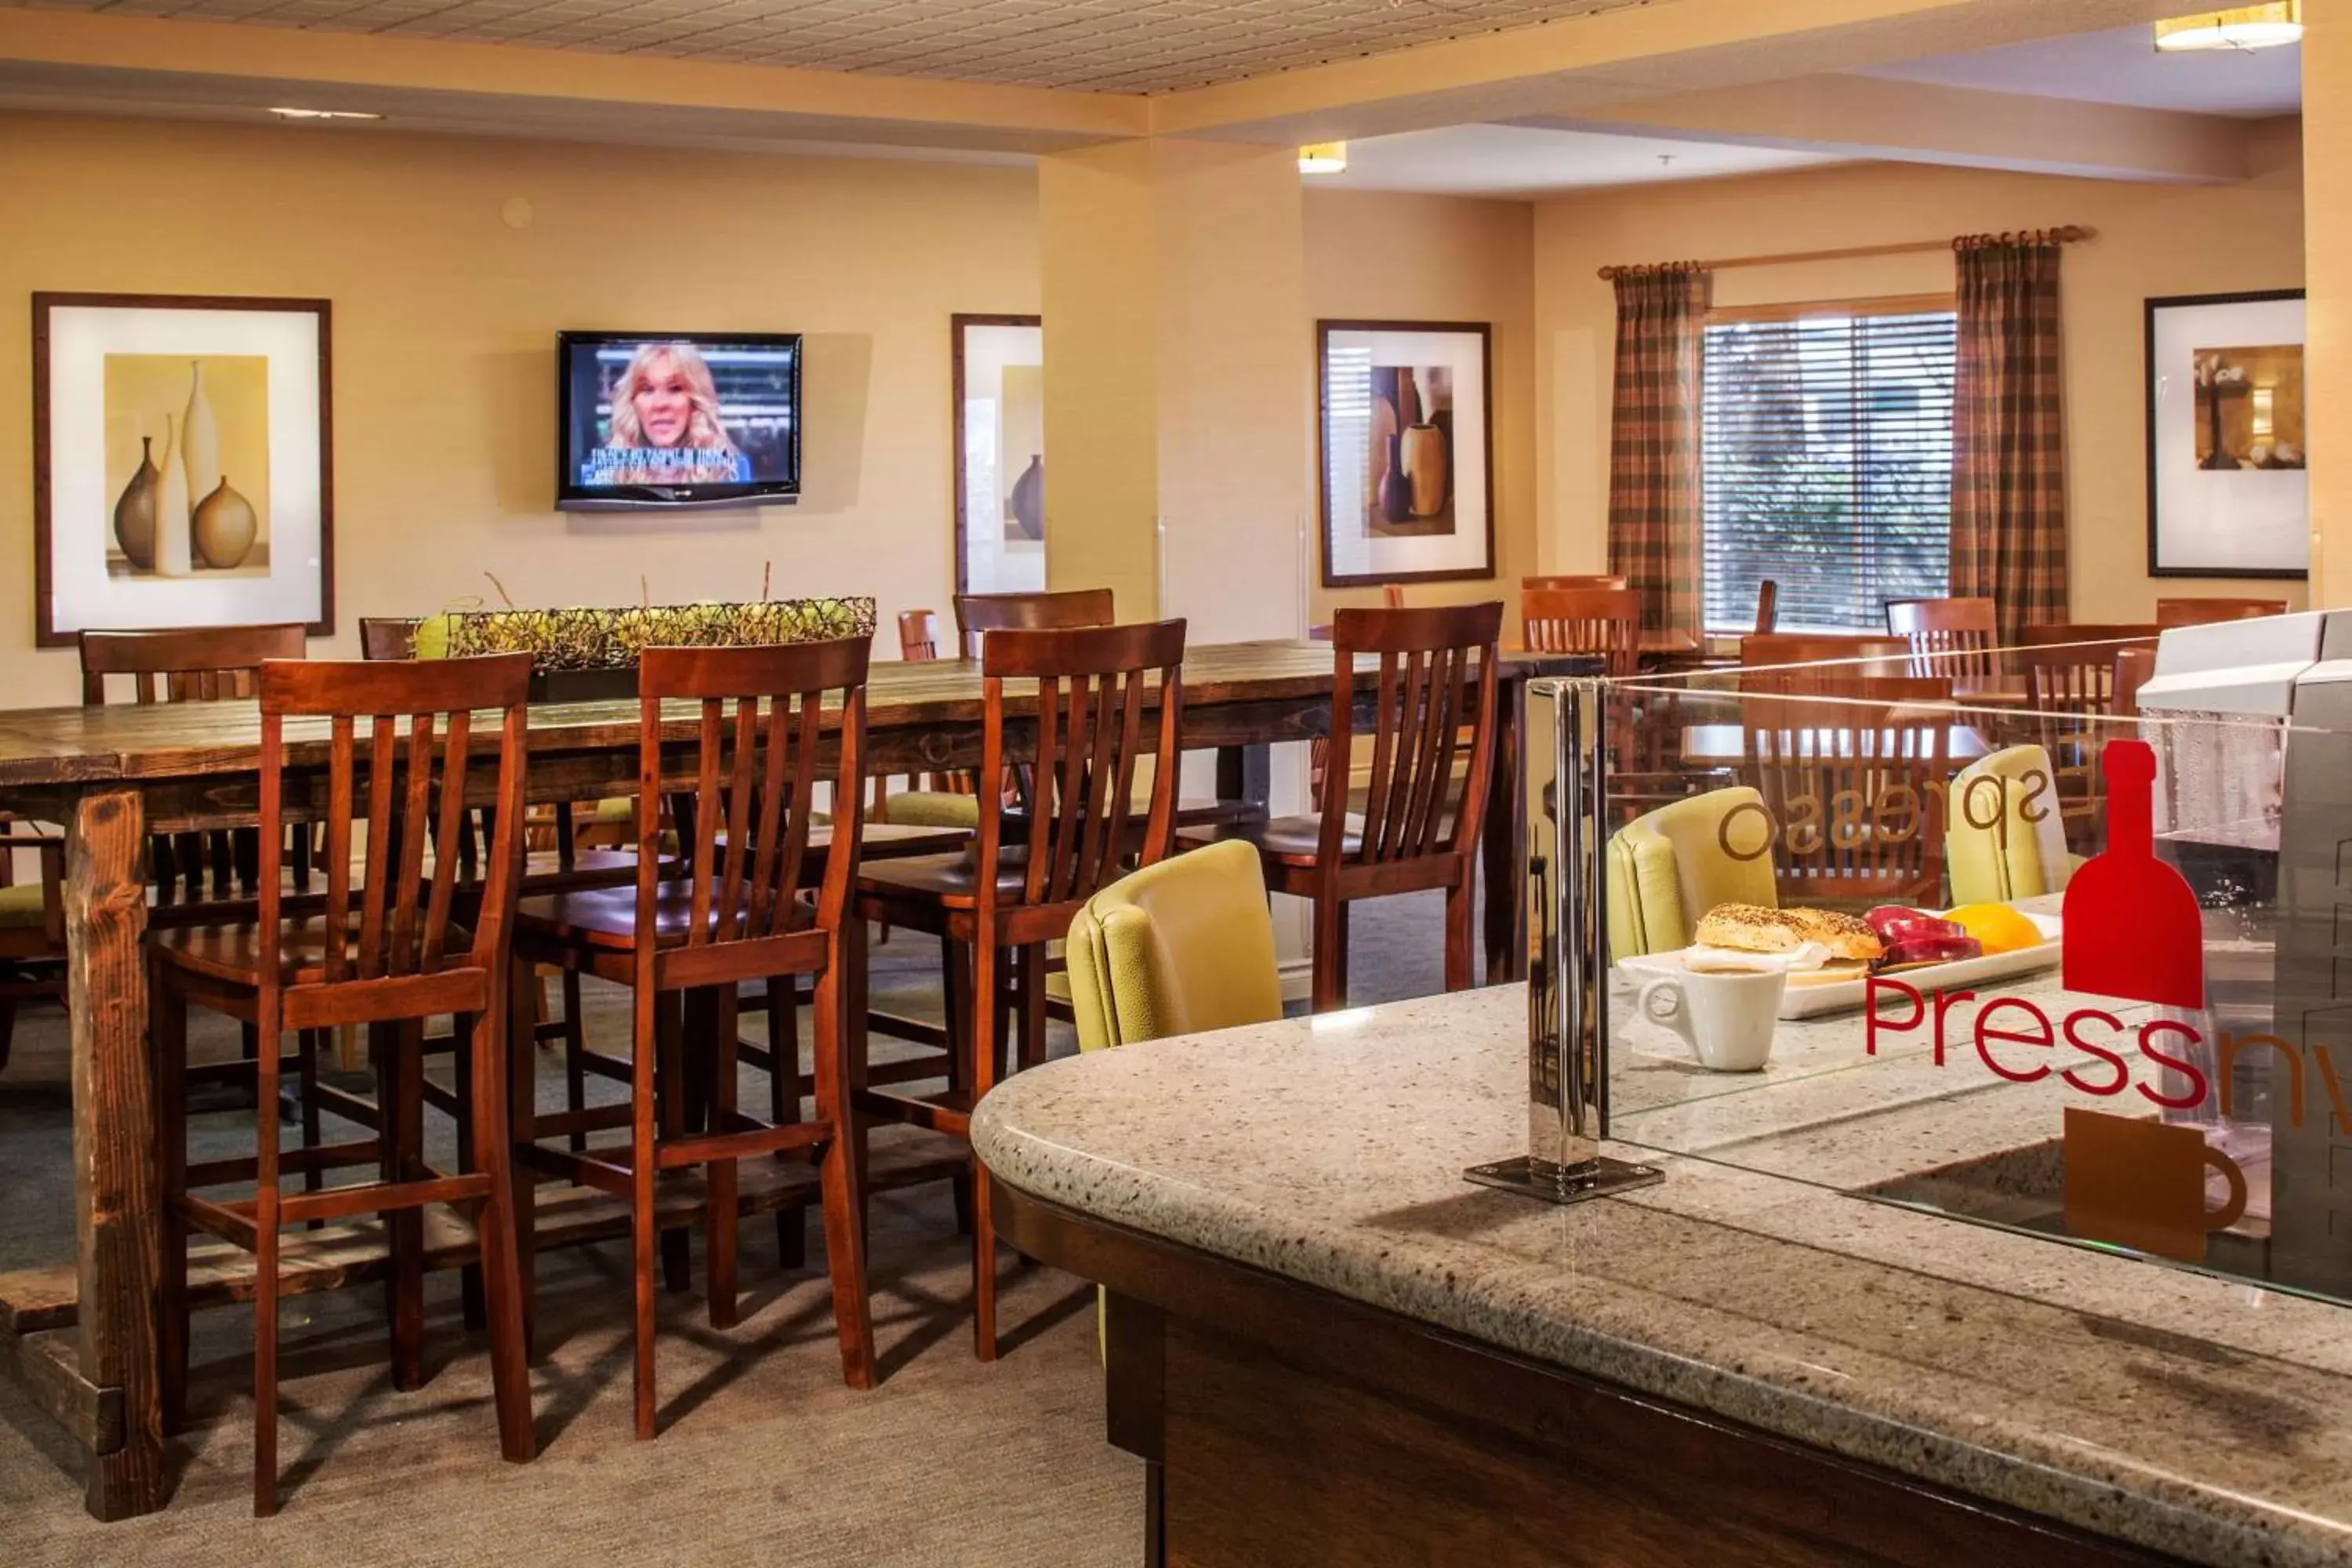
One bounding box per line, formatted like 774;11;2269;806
1634;967;1786;1073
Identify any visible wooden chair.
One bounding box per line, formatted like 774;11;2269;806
2117;646;2158;713
1382;584;1406;609
359;617;422;660
1753;580;1778;636
1740;677;1953;905
857;619;1187;1360
2019;643;2138;849
1885;597;1998;679
510;639;878;1434
1523;574;1629;591
82;624;310;905
1181;602;1501;1012
2157;597;2288;628
953;589;1116;659
872;608;979;825
0;823;64;1074
151;652;538;1514
1522;586;1642;677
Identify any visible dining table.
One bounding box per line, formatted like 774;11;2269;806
0;637;1587;1520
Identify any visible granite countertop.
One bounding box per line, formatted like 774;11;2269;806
972;982;2352;1568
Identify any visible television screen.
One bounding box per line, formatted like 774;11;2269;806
556;332;801;509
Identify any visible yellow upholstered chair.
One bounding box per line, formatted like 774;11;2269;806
1946;745;2073;906
1605;787;1777;960
1066;840;1283;1052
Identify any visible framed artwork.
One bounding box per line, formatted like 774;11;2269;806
953;313;1045;597
2145;289;2307;579
33;292;334;648
1318;319;1496;588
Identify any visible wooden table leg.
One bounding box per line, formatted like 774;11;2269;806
1482;679;1526;985
65;786;166;1519
1214;742;1272;817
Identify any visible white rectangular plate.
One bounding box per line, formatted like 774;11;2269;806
1619;913;2063;1020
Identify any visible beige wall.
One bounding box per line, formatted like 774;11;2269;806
1534;138;2309;626
0;111;1041;706
2307;13;2350;605
0;115;1541;707
1304;189;1537;625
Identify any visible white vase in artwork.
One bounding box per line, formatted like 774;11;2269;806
180;360;221;519
154;413;193;578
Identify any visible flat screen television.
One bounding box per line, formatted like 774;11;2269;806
556;332;801;510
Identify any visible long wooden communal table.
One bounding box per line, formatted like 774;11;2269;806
0;638;1583;1519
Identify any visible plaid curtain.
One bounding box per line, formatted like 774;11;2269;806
1607;267;1710;636
1949;238;2068;642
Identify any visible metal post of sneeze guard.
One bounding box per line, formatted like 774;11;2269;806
1466;676;1663;1203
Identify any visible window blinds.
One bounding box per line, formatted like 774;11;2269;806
1700;309;1957;633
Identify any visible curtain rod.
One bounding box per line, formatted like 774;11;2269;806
1596;226;2092;281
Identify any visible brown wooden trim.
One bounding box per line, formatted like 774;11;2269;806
993;1178;2190;1568
31;292;335;648
1706;292;1957;325
1317;318;1499;590
950;313;1042;600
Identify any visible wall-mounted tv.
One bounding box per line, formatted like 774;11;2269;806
557;332;801;510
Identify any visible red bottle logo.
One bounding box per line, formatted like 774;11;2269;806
2061;739;2205;1010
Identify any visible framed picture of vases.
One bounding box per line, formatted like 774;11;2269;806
1318;319;1495;588
953;313;1046;598
32;292;334;647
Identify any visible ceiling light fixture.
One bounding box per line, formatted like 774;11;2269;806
1298;142;1348;175
269;107;384;121
2153;2;2302;52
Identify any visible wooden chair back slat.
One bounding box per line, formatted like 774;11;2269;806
1885;597;1998;678
638;638;871;952
2156;597;2288;628
977;620;1185;914
1329;602;1502;869
1521;586;1642;677
1754;579;1779;635
256;654;532;990
954;589;1116;659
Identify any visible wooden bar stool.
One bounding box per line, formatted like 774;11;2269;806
510;638;878;1437
856;618;1187;1360
151;652;538;1515
1181;602;1501;1012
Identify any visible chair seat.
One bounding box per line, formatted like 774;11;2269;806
856;851;1029;910
514;880;816;953
879;791;982;829
152;912;477;988
0;882;48;931
1178;812;1365;867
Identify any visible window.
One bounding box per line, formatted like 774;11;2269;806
1700;302;1956;633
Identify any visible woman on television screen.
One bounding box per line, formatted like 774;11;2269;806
583;342;753;486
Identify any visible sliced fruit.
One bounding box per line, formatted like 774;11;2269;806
1943;903;2045;956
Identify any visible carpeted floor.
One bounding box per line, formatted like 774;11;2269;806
0;890;1454;1563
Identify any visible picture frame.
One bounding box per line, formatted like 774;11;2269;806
33;292;335;648
1318;318;1496;588
953;313;1045;598
2144;289;2307;580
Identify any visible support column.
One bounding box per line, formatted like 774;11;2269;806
2307;12;2350;604
1038;139;1312;639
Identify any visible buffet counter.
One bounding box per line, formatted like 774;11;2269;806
973;983;2352;1568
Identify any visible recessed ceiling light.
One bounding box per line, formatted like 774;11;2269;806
269;107;383;121
1298;142;1348;175
2153;2;2303;52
